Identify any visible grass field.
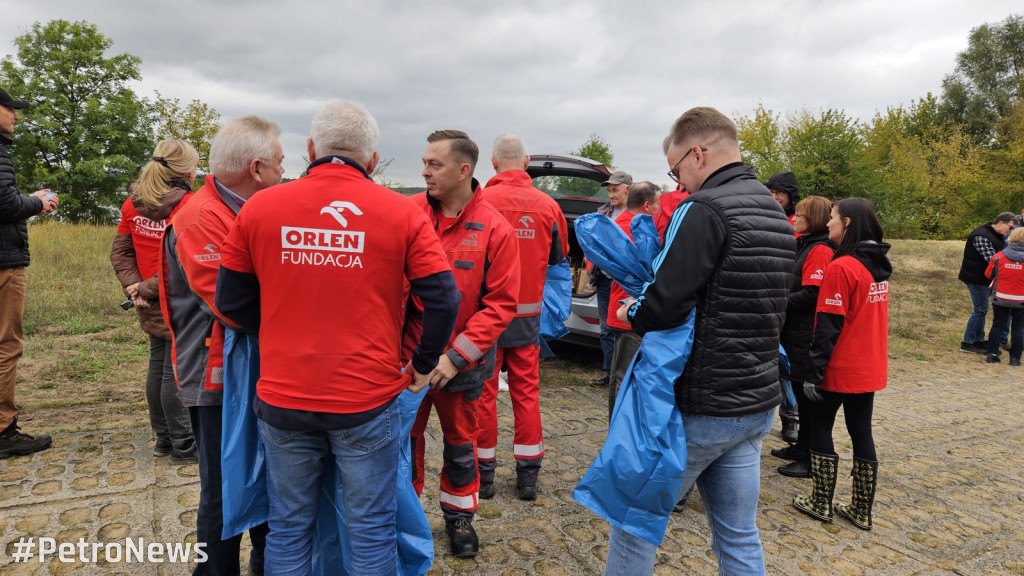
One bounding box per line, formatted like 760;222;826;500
13;222;973;436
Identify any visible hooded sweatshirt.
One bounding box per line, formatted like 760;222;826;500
807;241;892;394
987;243;1024;308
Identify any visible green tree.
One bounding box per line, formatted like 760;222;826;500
736;103;786;179
153;91;220;177
940;14;1024;143
0;20;154;222
783;108;868;202
535;134;615;198
572;133;615;168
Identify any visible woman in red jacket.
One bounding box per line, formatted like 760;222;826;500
110;139;197;463
794;198;891;530
985;227;1024;365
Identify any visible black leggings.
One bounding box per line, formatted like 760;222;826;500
808;391;876;461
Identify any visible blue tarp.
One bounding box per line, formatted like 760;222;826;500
221;329;433;575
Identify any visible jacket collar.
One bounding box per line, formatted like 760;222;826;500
306;155;372;179
426;178;482;229
699;162;752;192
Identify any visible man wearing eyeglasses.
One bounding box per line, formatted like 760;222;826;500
607;107;795;575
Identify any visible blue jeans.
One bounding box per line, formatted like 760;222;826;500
259;405;400;576
605;408;775;576
595;274;614;373
964;283;991;344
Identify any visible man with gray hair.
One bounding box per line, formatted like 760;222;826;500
215;102;459;573
161;115;284;575
477;134;568;502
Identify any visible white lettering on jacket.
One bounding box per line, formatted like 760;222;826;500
867;280;889;303
281;226;365;253
131;216;165;239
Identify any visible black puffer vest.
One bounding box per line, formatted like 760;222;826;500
676;165;796;416
958;223;1005;285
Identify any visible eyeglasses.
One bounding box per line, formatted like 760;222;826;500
667;146;707;183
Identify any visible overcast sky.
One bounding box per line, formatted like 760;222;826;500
1;1;1021;188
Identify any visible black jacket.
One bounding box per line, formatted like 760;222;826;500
0;136;44;269
959;223;1005;285
631;163;796;416
779;233;836;382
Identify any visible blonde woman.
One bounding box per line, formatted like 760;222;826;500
110;139;197;463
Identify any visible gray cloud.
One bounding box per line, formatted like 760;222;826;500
1;0;1020;186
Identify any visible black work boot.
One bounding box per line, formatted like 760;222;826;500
479;482;495;500
0;418;52;460
770;444;806;461
778;455;811;478
445;517;479;558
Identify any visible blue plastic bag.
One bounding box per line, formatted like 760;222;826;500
221;330;268;539
220;329;433;575
572;205;692;546
540;258;571;341
572;312;694;546
574;213;659;297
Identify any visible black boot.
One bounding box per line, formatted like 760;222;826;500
445;516;479;558
793;451;839;522
835;457;878;530
777;453;811;478
0;418;52;460
780;417;798;444
770;444;806;461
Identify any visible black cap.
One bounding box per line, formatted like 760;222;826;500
0;88;29;110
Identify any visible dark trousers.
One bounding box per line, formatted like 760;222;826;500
608;329;641;420
190;405;269;575
595;275;614;373
988;304;1024;361
808;391;877;461
147;336;193;451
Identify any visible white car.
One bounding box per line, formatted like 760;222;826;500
526;154;613;345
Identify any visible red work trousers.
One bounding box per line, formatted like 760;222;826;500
476;344;544;486
410;387;479;520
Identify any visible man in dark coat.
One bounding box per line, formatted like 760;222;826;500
958;212;1016;353
0;87;58;459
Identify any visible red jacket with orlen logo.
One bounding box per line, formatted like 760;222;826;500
481;170;567;344
409;187;520;389
218;161;453;414
987;248;1024;307
159;175;242;407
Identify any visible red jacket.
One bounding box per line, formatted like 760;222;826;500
219;161;452;414
481;170;568;345
987;248;1024;307
409;187;520;388
159;175;242;406
607;210;638;331
653;189;689;242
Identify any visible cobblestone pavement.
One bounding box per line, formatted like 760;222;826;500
2;352;1023;575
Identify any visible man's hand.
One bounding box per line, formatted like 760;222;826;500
616;297;637;323
803;381;823;403
32;189;57;215
428;354;459;390
405;360;431;393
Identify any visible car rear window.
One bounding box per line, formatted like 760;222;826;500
532;175;608;202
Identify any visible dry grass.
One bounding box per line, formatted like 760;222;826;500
10;224;973;436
